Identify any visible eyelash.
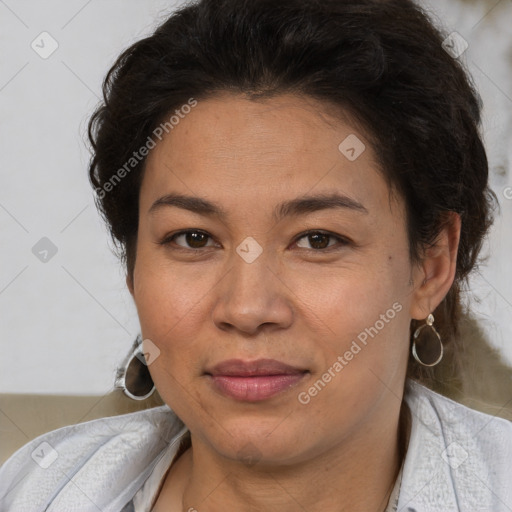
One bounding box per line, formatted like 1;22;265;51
158;229;350;252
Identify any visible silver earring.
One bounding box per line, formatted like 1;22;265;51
115;334;156;400
412;313;443;367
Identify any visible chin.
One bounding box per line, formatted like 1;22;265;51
206;417;314;466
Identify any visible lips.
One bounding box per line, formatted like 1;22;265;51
205;358;308;402
206;358;306;377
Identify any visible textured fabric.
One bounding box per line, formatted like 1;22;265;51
0;406;187;512
385;462;403;512
131;430;189;510
397;380;512;511
0;379;511;511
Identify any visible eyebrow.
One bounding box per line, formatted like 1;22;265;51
148;192;368;221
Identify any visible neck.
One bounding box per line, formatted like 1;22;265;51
163;403;411;512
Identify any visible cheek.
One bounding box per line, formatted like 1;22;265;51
305;252;412;393
133;244;212;335
294;269;410;424
131;255;216;386
302;255;408;335
133;265;211;415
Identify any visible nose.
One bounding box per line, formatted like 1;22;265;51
211;246;294;336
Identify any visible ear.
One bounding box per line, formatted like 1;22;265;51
409;212;461;320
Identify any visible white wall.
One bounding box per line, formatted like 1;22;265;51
0;0;510;395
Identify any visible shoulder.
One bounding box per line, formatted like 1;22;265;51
406;378;512;450
406;377;512;432
398;379;512;512
0;405;187;512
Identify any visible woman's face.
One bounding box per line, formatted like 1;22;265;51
129;93;424;465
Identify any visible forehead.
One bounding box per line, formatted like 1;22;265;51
140;93;396;220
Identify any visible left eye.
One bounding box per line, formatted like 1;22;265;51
294;231;348;250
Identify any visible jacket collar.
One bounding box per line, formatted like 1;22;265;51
397;379;512;511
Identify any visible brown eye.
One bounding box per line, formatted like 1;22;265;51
295;231;348;250
161;230;216;249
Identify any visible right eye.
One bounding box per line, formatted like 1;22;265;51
159;229;218;250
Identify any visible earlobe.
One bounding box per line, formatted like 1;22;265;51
409;212;461;320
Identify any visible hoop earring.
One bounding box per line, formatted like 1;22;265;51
115;334;156;400
411;313;443;367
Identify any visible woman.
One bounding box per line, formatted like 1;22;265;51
1;0;511;510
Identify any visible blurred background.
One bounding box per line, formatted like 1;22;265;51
0;0;511;460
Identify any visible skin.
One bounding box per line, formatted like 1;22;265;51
126;92;461;511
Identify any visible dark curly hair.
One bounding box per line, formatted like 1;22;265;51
88;0;497;384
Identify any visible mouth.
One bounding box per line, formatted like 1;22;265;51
204;358;309;402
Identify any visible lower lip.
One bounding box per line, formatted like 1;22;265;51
209;373;307;402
